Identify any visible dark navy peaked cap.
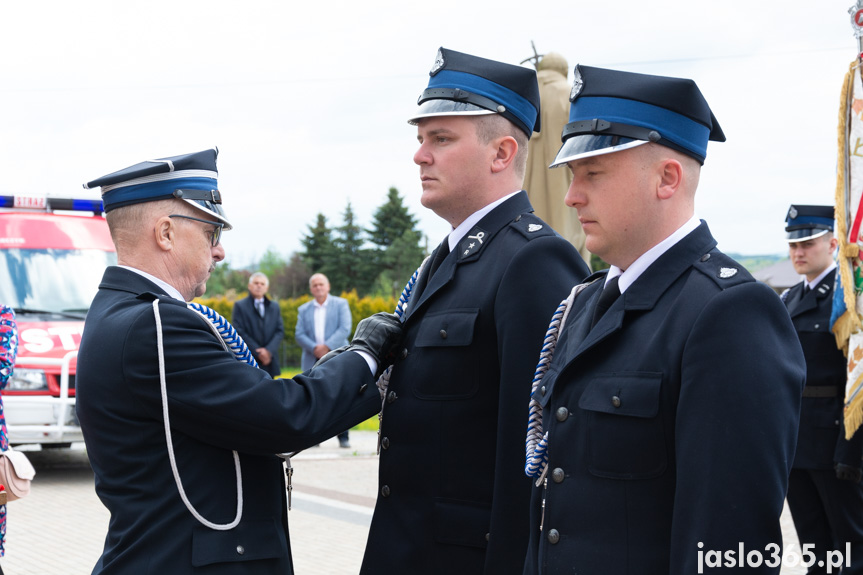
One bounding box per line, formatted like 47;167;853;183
551;65;725;167
785;204;834;242
84;148;231;229
408;47;541;138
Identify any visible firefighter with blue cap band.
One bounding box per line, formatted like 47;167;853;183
76;148;404;574
782;204;863;575
522;66;804;574
361;48;588;575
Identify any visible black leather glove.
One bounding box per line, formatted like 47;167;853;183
348;312;404;376
312;313;404;377
835;463;863;483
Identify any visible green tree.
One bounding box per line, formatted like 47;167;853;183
300;213;337;275
256;247;286;281
367;187;419;249
331;202;374;294
204;262;249;297
271;253;311;299
374;229;426;298
367;187;426;295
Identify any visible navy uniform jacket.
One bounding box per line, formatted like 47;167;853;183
232;295;285;377
523;222;805;575
76;267;381;575
361;192;589;575
784;269;863;468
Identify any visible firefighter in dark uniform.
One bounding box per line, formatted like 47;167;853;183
76;149;402;575
360;48;589;574
783;204;863;574
521;65;806;575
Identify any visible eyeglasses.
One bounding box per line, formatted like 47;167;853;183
169;214;224;247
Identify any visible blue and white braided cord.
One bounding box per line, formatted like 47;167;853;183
187;302;259;368
524;299;567;481
376;256;430;400
525;282;588;483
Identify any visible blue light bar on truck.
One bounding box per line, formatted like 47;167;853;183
0;196;103;214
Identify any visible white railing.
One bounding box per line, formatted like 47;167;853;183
7;351;79;442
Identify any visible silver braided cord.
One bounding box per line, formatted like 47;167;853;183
153;300;243;530
524;282;591;485
187;302;259;368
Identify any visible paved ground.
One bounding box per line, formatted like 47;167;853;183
0;431;811;574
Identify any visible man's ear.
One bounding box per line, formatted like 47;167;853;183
154;216;175;252
656;158;684;200
491;136;518;174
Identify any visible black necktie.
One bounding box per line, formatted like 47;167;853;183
591;275;621;328
428;240;450;278
803;284;811;296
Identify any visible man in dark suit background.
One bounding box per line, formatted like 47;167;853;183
75;148;401;575
521;66;805;575
360;48;589;575
232;272;284;377
783;204;863;574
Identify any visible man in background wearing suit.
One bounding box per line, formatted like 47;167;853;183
232;272;284;377
295;273;353;447
783;204;863;574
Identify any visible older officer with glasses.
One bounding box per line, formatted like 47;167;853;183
76;148;402;575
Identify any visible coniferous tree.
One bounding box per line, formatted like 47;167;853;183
367;187;426;295
331;202;374;294
300;213;338;277
367;187;419;249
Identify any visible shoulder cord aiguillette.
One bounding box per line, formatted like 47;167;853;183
374;256;430;454
524;281;592;485
153;299;259;530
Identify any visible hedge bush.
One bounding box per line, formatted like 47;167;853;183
194;290;397;367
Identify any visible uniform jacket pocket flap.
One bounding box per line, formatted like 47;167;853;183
192;519;283;567
578;372;662;418
415;309;479;348
434;498;490;549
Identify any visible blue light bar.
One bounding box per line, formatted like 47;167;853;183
0;196;104;214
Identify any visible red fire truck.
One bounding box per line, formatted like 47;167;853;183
0;195;114;447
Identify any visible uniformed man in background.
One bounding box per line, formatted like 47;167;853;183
360;48;589;574
522;66;805;574
783;204;863;574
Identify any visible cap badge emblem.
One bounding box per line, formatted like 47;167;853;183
719;267;738;279
570;66;584;102
788;206;798;219
528;224;543;232
430;49;445;76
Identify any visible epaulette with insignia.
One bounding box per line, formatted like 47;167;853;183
511;212;557;240
693;249;753;289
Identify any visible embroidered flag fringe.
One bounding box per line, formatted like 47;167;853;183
832;59;863;439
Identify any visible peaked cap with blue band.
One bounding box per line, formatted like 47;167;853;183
84;147;231;230
408;47;541;138
550;65;725;167
785;204;834;242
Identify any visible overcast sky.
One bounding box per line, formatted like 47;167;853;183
0;0;856;266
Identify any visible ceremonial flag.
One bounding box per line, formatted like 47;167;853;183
832;2;863;439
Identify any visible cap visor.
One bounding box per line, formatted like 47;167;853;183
786;229;829;242
183;198;233;231
550;135;648;168
408;100;496;125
